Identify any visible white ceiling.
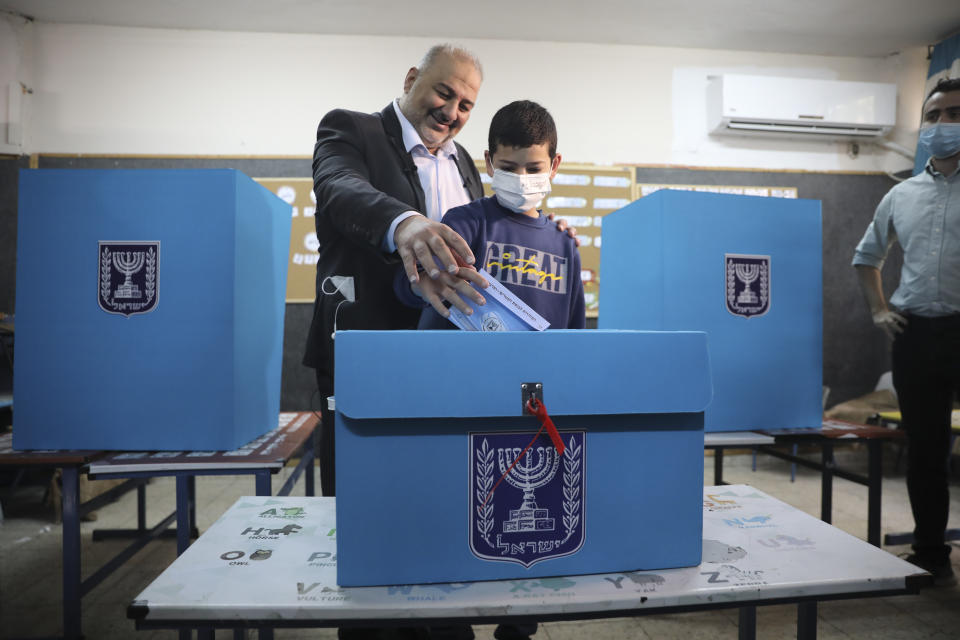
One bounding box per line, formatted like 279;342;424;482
2;0;960;58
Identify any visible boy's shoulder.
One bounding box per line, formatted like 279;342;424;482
553;223;582;256
443;197;512;233
445;196;501;221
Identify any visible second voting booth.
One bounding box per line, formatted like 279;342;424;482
600;190;823;433
334;330;712;586
13;169;291;451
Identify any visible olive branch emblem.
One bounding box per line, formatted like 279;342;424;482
145;247;157;302
100;247;113;305
475;438;495;547
726;259;736;306
561;436;582;544
759;264;769;307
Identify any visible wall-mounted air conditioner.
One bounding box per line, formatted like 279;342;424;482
707;74;897;140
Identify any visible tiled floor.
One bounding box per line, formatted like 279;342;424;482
1;445;958;639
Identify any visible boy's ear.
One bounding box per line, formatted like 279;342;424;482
549;153;562;180
484;150;495;178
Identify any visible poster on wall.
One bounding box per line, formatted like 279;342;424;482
255;178;317;303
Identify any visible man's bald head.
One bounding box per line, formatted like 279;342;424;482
417;44;483;81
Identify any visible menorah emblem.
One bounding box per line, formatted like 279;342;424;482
498;445;560;533
112;251;145;299
470;431;585;568
734;263;759;305
725;253;771;318
98;241;160;317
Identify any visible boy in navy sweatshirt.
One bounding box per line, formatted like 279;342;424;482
395;100;585;330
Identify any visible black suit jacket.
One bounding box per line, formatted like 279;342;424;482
303;103;484;385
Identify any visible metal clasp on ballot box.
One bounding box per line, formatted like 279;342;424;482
520;382;542;413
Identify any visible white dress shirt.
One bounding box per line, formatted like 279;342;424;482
383;100;472;252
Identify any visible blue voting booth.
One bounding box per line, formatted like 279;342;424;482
600;190;822;432
14;169;291;450
334;330;712;586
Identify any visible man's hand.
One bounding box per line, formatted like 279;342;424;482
395;215;475;283
855;265;906;340
872;310;907;340
412;266;488;318
546;212;580;246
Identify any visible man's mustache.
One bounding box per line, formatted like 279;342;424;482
430;109;452;125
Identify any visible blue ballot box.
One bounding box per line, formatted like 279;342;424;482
599;190;822;432
14;169;291;450
334;330;712;586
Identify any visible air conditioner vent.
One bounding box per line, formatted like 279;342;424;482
708;75;896;141
725;120;887;138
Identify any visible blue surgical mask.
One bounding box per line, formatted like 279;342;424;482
918;122;960;159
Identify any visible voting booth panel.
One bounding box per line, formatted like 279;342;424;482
334;330;711;586
599;190;822;432
14;169;291;450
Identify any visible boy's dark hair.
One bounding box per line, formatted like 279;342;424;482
488;100;557;160
923;77;960;107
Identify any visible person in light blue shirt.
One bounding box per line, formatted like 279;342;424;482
853;77;960;587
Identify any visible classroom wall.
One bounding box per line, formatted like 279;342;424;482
3;19;929;173
0;14;32;155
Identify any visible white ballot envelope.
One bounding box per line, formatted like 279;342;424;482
447;269;549;331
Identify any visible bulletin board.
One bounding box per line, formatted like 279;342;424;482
254;178;317;303
637;183;798;199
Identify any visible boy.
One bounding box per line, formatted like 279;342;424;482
396;100;585;330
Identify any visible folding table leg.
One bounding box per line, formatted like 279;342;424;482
797;601;817;639
61;466;83;639
137;481;147;529
176;476;192;555
306;426;318;497
189;474;198;534
738;606;756;640
714;448;725;485
255;470;272;496
820;442;834;524
867;439;882;547
791;443;798;482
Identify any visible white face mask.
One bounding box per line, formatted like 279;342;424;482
491;169;552;213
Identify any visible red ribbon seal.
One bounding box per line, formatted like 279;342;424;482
480;396;566;508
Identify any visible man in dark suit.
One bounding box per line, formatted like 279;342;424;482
306;45;548;640
304;44;489;497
